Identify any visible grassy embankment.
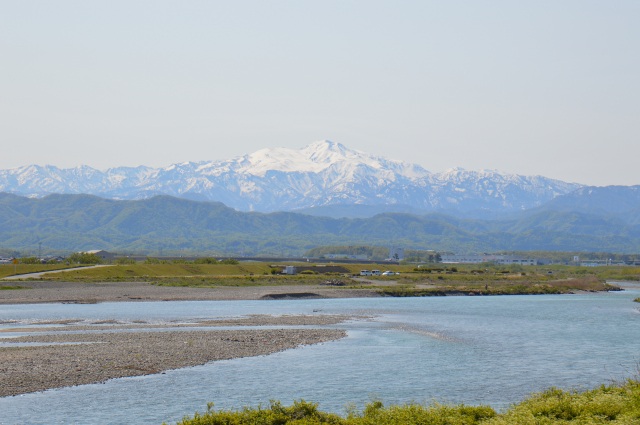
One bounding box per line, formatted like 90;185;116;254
0;285;26;290
173;379;640;425
0;264;91;290
0;263;84;279
8;261;636;296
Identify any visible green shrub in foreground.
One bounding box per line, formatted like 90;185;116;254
173;400;344;425
172;380;640;425
172;399;495;425
484;380;640;424
346;401;496;425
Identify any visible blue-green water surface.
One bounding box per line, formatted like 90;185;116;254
1;283;639;425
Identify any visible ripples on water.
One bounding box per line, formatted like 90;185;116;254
1;285;639;425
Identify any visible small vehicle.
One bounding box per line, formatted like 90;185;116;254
359;270;372;276
382;270;395;276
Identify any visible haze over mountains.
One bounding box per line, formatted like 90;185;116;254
1;141;639;255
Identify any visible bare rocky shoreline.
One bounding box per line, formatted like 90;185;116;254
0;282;360;397
0;280;380;304
0;315;349;397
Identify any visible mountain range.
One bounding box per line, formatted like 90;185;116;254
1;141;639;255
1;189;639;256
0;141;582;219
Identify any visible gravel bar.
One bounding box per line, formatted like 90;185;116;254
0;326;346;397
0;282;359;397
0;281;380;304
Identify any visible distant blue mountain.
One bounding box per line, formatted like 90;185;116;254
1;188;640;255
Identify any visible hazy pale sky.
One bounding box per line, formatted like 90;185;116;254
1;1;638;186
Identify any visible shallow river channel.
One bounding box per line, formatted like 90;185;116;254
1;283;639;424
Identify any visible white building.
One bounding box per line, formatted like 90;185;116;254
283;265;297;275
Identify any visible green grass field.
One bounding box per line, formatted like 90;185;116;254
0;263;84;279
4;261;633;296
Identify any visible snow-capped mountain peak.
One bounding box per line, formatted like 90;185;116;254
240;145;320;176
237;140;413;177
302;140;360;164
0;141;583;216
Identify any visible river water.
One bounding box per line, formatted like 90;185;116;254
1;283;639;425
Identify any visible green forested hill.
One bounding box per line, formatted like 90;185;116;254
1;192;639;255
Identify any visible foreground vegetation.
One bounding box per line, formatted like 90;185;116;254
173;379;640;424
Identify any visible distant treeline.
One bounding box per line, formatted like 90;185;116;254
2;192;640;256
303;245;640;264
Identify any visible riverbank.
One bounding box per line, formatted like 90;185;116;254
0;280;381;304
0;278;622;305
0;315;349;397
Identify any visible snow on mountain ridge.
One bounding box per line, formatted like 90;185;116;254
241;146;319;176
0;140;584;216
236;140;416;177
